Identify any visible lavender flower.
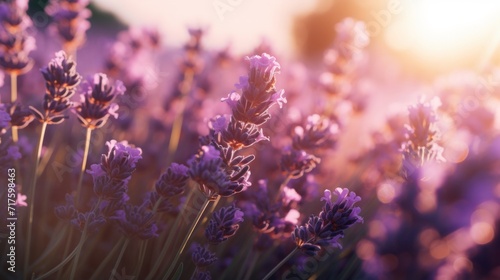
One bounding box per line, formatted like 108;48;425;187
188;145;250;199
0;104;11;132
54;193;76;221
292;188;363;256
0;0;34;74
88;140;142;185
222;53;286;126
74;73;125;129
7;103;34;129
71;211;106;234
0;137;21;171
292;114;339;150
280;147;321;179
155;163;189;197
205;204;244;244
45;0;91;53
402;97;445;169
191;243;217;267
113;204;158;239
30;51;81;124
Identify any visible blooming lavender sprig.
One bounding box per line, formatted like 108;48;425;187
205;204;244;244
88;139;142;189
30;51;81;124
155;163;189;198
222;53;286;126
293;188;363;255
0;0;35;74
74;73;126;129
188;145;251;199
45;0;91;54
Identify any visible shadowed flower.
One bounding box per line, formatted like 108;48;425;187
205;204;244;245
113;204;158;239
155;163;189;197
0;104;10;132
55;194;76;221
74;73;125;129
191;243;217;268
71;211;106;234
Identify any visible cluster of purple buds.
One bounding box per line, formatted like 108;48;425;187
402;97;445;169
45;0;91;54
280;114;338;179
293;188;363;256
205;204;244;244
73;73;125;129
0;136;21;172
31;51;81;124
112;204;158;240
0;0;34;74
88;140;142;202
191;243;217;280
188;145;251;199
320;18;368;88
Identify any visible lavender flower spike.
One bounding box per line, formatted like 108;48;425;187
292;188;362;256
74;73;125;129
155;163;189;197
205;204;244;244
113;204;158;239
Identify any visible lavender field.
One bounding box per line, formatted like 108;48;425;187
1;0;500;279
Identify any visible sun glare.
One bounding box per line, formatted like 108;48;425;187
386;0;500;66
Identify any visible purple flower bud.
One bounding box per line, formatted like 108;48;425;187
71;211;106;234
191;243;217;268
54;193;76;221
280;147;321;179
155;163;189;197
113;204;158;240
0;104;11;131
205;204;244;245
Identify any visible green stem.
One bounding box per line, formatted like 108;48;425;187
34;231;87;280
242;250;260;280
133;240;147;277
56;229;75;280
262;247;298;280
109;239;130;280
162;196;211;280
90;237;125;280
69;223;88;280
25;121;48;278
76;127;92;205
145;189;195;280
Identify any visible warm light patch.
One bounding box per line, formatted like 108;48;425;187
386;0;500;66
470;222;494;245
377;182;396;203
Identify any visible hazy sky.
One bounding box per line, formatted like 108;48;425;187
93;0;320;56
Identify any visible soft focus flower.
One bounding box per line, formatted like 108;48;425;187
280;147;321;179
191;243;217;268
71;211;106;234
113;204;158;239
16;192;27;207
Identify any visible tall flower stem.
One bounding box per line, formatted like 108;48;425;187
76;127;92;204
34;233;88;280
133;240;147;277
162;195;211;280
25;121;48;278
109;239;130;280
262;247;298;280
90;237;125;280
69;221;90;280
10;73;18;142
145;189;195;280
166;69;193;166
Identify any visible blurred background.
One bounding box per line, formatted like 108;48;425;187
27;0;500;79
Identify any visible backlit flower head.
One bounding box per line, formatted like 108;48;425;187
155;163;189;197
74;73;125;129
